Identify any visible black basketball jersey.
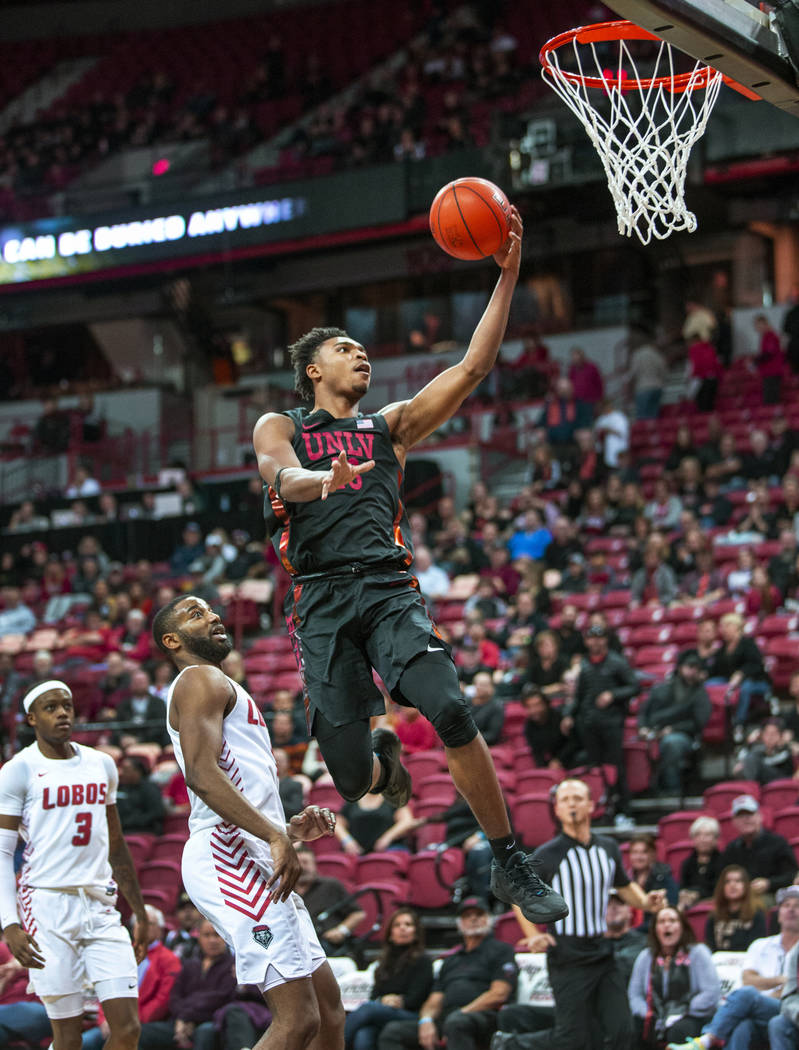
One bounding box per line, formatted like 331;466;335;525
264;407;415;576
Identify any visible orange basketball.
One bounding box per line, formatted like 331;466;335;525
429;177;511;261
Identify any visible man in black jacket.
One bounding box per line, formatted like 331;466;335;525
720;794;797;901
562;625;639;828
637;652;711;794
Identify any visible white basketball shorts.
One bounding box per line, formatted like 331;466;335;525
182;824;326;991
21;885;137;1006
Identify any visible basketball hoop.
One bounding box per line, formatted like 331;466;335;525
539;20;759;244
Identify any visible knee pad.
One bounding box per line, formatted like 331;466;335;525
313;714;374;801
395;649;478;749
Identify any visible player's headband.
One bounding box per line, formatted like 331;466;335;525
23;680;72;713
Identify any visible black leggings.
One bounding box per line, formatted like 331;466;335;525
313;648;478;801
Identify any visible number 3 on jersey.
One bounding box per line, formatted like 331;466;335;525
247;698;266;728
72;811;92;847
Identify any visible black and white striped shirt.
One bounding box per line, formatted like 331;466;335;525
534;832;629;964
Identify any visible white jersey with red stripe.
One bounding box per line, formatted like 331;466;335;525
0;741;118;892
165;666;285;838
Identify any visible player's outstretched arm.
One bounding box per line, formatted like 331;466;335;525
174;666;300;901
253;414;374;503
382;208;523;454
0;815;44;969
106;804;148;962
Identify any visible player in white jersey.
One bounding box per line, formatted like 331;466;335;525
0;679;147;1050
152;593;346;1050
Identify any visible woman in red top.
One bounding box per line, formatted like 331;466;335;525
688;339;723;413
754;314;786;405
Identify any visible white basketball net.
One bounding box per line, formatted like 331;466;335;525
541;30;724;244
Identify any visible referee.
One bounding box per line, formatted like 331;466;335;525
491;779;665;1050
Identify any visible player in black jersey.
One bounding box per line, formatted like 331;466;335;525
253;208;567;924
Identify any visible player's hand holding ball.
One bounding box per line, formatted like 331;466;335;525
429;177;521;274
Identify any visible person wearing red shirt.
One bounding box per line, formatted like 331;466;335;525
754;315;786;404
689;339;723;412
568;347;604;416
394;707;438;753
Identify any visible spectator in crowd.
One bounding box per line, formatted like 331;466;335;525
679;816;725;909
412;545;450;603
604;891;649;988
742;429;782;483
540;377;589;467
0;586;36;637
563;624;639;827
336;788;417;856
688;332;723;413
708;613;771;740
507;509;552;563
627;833;680;915
628;905;720;1049
637;652;711;795
644;479;683;532
82;905;181;1050
705;865;768;952
98;651;132;710
138;919;238;1050
543;517;582;574
628;331;668;419
631;543;679;607
553;603;586;663
769;528;799;595
165;891;202;961
115;755;166;836
110;607;153;663
568;347;604;416
394;705;437;753
683;300;718;345
784;289;799;374
783;672;799;751
464;578;507;621
525;630;570;701
220;648;251;696
666;425;698;474
679;547;726;605
111;668;169;749
594;399;630;470
293;845;366;957
754;314;786;404
169;522;205;576
225;529;267;581
379;896;517;1050
344;908;434;1050
719;795;797;898
65;461;101;498
669;885;799;1050
527;443;562;492
33;397;69;453
771;415;799;477
0;939;51;1045
734;718;794;785
521;686;575;770
697;477;734;528
465;670;505;746
7;499;50;532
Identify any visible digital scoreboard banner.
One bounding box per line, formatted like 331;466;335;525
0;165;407;287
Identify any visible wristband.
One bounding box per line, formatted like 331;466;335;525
337;923;350;937
418;1017;434;1026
